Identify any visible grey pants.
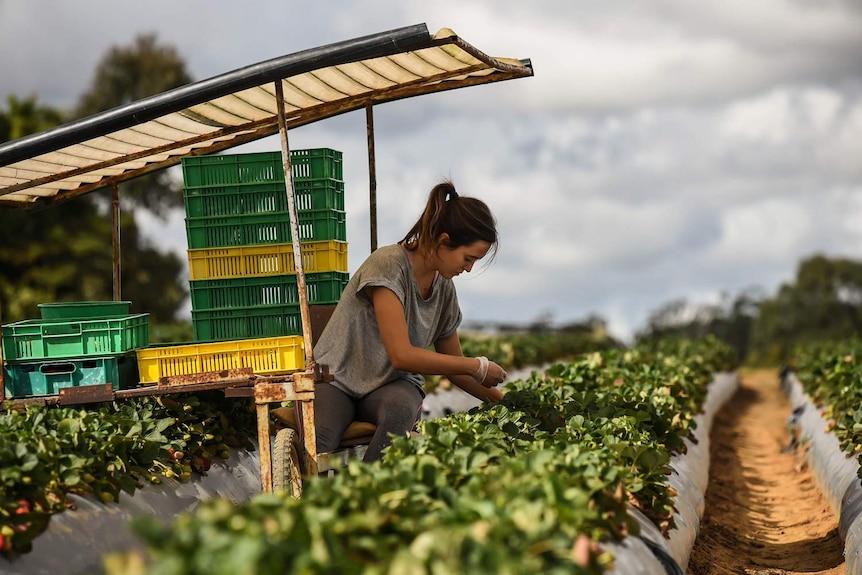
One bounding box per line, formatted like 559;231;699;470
313;379;424;462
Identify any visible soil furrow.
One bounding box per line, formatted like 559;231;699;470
687;369;845;575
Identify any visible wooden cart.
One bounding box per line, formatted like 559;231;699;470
0;23;533;495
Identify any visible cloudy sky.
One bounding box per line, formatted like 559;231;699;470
2;0;861;341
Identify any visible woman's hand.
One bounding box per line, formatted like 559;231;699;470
473;356;507;388
485;386;504;403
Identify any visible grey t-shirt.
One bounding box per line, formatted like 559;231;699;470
313;243;462;398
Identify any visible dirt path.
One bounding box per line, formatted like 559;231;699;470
687;369;845;575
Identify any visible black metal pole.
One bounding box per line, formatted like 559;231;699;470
366;105;378;253
111;184;121;300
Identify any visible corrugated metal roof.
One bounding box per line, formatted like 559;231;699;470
0;24;533;209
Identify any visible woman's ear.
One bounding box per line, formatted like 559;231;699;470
437;232;450;246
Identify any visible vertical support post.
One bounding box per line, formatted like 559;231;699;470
299;399;318;475
366;105;378;253
256;403;273;492
293;370;319;476
111;184;121;301
0;298;5;404
275;80;314;365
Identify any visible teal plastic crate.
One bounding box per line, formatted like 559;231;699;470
181;149;342;189
192;305;302;342
183;179;344;218
4;352;140;398
185;209;346;249
2;314;150;361
189;272;349;310
38;301;132;320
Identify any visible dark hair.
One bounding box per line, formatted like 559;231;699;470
401;180;498;260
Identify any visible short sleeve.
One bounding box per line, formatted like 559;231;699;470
351;246;409;307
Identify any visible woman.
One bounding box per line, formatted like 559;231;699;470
312;180;508;462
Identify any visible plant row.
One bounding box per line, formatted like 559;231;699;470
423;330;620;393
103;336;736;575
0;392;256;556
791;338;862;479
459;331;620;370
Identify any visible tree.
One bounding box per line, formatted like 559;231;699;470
0;95;63;141
75;33;192;216
750;255;862;364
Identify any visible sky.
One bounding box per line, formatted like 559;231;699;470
2;0;861;341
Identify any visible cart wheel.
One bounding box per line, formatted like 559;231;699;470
273;428;303;498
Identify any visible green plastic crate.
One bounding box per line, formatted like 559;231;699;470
189;272;349;310
192;305;302;342
290;149;343;180
183;179;344;218
4;352;140;398
2;314;150;361
181;149;342;189
38;301;132;320
185;209;346;249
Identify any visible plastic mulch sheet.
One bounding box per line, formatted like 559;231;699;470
784;372;862;575
0;447;262;575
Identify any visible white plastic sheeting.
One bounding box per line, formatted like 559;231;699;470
784;372;862;574
0;447;262;575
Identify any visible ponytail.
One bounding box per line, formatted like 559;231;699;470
401;180;497;259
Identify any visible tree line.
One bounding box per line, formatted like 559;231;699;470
636;254;862;365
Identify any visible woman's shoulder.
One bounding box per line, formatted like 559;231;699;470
357;244;407;273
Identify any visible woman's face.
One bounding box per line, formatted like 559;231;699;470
434;239;492;279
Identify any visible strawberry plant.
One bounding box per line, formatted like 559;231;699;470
792;338;862;478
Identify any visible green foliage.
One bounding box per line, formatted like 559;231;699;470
424;330;620;393
0;203;187;323
104;336;734;575
0;392;255;557
791;339;862;480
0;95;63;142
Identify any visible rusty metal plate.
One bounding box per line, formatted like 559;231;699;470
58;384;114;405
253;382;314;403
158;368;254;387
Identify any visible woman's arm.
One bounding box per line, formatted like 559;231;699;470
369;286;480;377
434;332;504;403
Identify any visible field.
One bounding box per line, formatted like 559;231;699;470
1;337;861;574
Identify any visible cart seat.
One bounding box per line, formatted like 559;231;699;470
270;405;376;448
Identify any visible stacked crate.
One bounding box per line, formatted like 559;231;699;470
2;301;148;398
181;149;349;343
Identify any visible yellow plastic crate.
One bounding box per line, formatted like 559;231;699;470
135;336;304;384
187;240;348;280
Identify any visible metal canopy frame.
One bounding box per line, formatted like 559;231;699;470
0;23;532;209
0;24;533;485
